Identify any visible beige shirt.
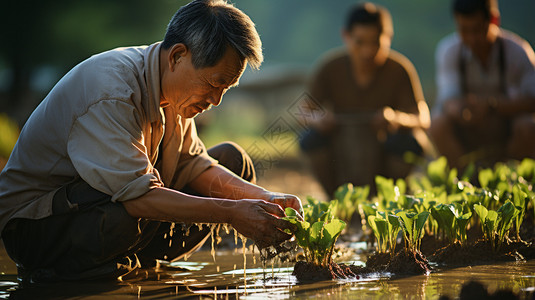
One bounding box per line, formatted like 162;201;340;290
0;42;216;234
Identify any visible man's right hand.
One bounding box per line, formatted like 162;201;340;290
445;95;491;125
229;199;295;249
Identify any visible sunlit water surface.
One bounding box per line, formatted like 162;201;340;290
0;243;533;299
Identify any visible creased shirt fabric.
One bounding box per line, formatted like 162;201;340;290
0;42;217;234
434;29;535;114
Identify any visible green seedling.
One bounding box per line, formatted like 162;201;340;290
517;158;535;184
512;184;529;241
474;204;498;248
496;201;518;251
430;202;472;245
375;176;396;211
474;201;518;251
452;202;472;245
396;211;429;253
426;156;459;194
367;212;400;256
284;201;346;266
333;183;370;224
304;196;336;224
406;156;461;196
358;202;378;231
375;176;411;212
479;164;515;205
431;204;456;242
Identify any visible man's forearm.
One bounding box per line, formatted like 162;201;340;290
188;164;269;201
122;187;237;223
386;107;428;130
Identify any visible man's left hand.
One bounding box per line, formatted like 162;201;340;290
264;192;303;219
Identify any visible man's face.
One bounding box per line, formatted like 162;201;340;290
343;24;391;68
161;46;245;119
455;12;491;53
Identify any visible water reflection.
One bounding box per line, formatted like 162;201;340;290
0;245;533;299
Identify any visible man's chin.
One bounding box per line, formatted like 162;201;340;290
179;107;202;119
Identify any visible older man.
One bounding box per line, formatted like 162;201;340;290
0;0;301;283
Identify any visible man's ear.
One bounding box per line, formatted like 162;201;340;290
168;43;188;71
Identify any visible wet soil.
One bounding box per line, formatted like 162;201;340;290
386;250;430;275
365;250;430;275
419;235;449;257
365;252;391;271
430;239;535;266
292;261;369;282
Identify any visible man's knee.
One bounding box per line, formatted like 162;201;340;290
208;141;256;183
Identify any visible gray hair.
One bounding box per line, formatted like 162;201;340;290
162;0;263;70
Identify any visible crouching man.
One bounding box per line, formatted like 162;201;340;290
0;0;302;283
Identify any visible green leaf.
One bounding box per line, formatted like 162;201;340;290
474;204;488;223
397;211;416;243
497;201;518;243
360;203;378;222
478;168;494;189
320;219;346;250
309;221;324;247
517;158;535;181
395;178;407;195
284;207;299;218
431;204;456;242
334;183;353;204
294;220;311;248
415;211;430;238
427;156;448;186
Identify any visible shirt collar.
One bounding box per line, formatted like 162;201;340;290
143;42;163;123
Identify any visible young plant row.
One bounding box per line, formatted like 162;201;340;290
284;157;535;266
355;157;535;254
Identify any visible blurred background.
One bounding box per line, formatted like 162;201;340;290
0;0;534;200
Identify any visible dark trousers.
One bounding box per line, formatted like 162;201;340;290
2;142;255;282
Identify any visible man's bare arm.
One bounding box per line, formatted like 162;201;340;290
122;186;294;247
188;164;303;213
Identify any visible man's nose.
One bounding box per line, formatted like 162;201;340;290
208;89;224;106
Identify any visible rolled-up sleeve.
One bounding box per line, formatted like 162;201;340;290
67;100;163;202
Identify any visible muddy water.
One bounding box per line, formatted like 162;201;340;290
0;242;534;299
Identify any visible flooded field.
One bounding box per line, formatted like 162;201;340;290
0;240;533;299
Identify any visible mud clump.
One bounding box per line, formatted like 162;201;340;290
431;240;534;266
292;261;368;282
386;250;430;275
365;252;391;271
366;250;430;275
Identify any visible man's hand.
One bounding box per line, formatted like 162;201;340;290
444;95;492;125
229;199;295;249
263;192;303;219
372;107;400;140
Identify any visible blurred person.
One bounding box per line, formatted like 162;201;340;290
429;0;535;170
0;0;302;284
299;2;430;197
